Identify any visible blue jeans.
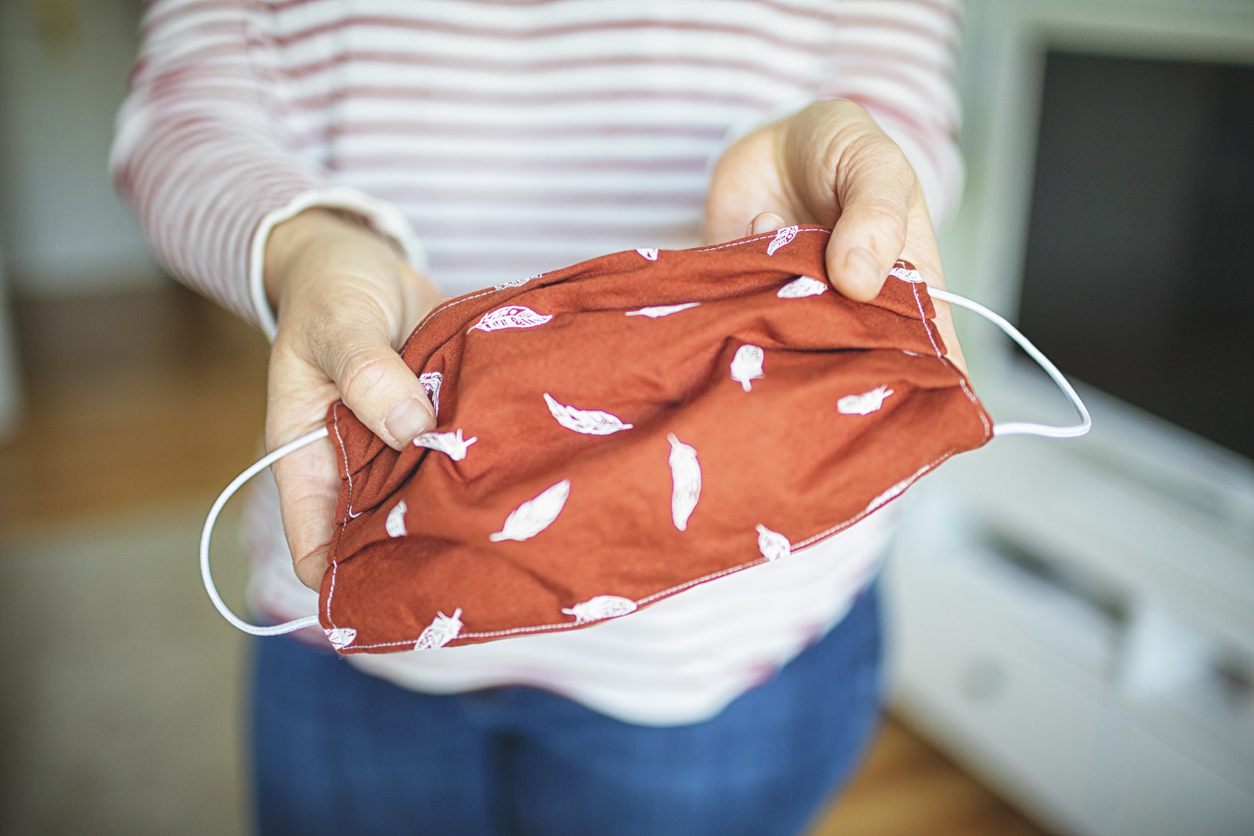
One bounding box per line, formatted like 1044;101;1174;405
250;581;882;836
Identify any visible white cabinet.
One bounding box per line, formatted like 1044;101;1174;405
886;446;1254;836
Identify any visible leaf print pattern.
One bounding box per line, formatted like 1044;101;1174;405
777;276;828;298
636;248;659;261
414;428;477;460
625;302;699;318
470;305;553;333
385;501;408;538
414;608;463;650
837;385;894;415
489;480;571;542
766;225;798;255
544;393;633;435
730;345;765;392
667;433;701;531
755;525;791;562
325;627;357;650
418;371;442;418
889;264;924;283
562;595;638;623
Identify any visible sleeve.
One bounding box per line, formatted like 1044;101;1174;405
817;0;966;229
109;0;425;340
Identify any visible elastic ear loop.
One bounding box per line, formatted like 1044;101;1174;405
199;426;330;636
927;287;1091;439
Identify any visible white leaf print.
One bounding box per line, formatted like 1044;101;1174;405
385;501;408;538
470;305;553;333
636;248;659;261
562;595;638;623
766;225;798;255
418;371;442;418
414;608;463;651
625;302;700;318
489;480;571;542
730;344;765;392
777;276;828;298
325;627;357;650
667;433;701;531
837;385;895;415
493;276;531;290
755;525;791;562
889;264;924;283
414;428;477;460
544;393;633;435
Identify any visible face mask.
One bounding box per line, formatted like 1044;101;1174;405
201;226;1089;653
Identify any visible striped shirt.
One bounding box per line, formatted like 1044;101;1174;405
112;0;961;725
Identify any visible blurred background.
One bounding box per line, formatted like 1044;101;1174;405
0;1;1251;834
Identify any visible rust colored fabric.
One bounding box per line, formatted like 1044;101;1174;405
321;226;992;654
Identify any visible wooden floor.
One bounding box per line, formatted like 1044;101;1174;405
0;283;1050;836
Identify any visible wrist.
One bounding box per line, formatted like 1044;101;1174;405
263;208;406;309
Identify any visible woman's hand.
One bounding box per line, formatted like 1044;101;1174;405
263;209;443;590
703;100;965;371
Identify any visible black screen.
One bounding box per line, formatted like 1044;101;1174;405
1017;52;1254;461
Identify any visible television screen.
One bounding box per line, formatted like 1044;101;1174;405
1017;51;1254;462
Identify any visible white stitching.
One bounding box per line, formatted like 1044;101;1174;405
692;226;826;254
331;403;362;520
912;283;993;440
398;287;507;355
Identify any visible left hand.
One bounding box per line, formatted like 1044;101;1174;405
703;99;965;372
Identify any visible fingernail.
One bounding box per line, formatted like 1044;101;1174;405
385;398;433;445
750;213;785;235
848;247;882;293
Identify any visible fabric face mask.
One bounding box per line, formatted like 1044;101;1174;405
201;226;1089;654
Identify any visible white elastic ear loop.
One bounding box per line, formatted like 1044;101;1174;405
927;287;1091;439
199;427;330;636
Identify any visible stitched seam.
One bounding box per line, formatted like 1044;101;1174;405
692;226;825;254
332;403;362;520
398;287;509;356
792;451;953;550
912;283;993;440
325;551;340;630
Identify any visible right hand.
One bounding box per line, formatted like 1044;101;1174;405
263;209;443;590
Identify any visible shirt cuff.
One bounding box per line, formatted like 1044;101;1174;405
248;186;429;342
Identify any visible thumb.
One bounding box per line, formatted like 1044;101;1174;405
330;339;435;449
824;137;915;302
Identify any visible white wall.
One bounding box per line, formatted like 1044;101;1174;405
0;0;161;296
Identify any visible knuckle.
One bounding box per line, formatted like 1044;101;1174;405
337;348;395;408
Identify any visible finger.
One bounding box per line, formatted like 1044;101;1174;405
272;440;341;590
824;138;916;302
322;338;436;450
746;212;786;236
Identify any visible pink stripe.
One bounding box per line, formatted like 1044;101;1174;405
328;153;707;175
297;120;728;146
279;50;818;91
267;15;836;56
374;187;705;210
285;85;776;111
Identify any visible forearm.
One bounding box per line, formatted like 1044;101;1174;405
110;0;425;338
